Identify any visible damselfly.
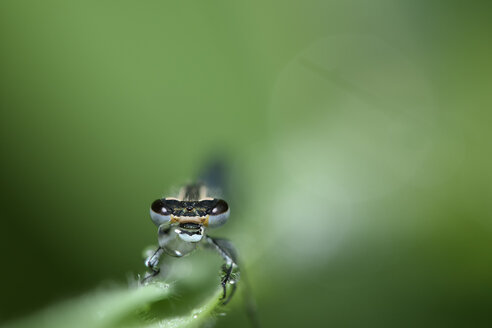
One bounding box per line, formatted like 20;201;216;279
142;165;239;304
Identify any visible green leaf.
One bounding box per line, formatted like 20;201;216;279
145;288;223;328
2;282;224;328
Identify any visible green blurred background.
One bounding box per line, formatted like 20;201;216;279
1;0;492;327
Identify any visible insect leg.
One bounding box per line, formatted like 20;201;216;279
205;236;239;304
142;246;164;283
142;225;173;283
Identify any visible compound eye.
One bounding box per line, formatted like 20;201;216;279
208;199;230;228
212;199;229;215
150;199;172;226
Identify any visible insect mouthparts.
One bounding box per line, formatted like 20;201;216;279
179;222;201;230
